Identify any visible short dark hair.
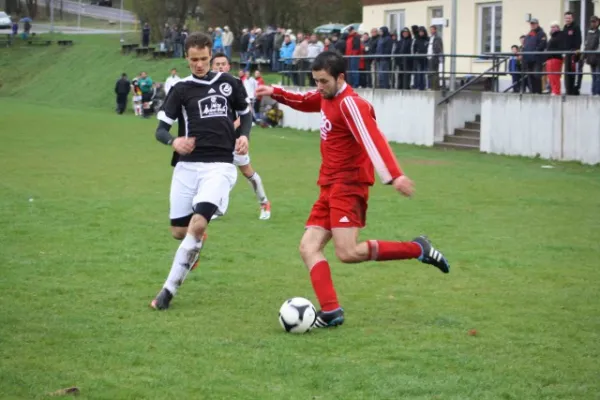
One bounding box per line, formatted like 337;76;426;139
520;35;526;39
311;50;346;79
511;45;519;50
565;11;574;17
211;52;230;64
184;32;213;53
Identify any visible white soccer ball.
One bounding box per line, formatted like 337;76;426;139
278;297;317;333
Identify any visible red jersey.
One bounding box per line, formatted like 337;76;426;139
271;84;403;186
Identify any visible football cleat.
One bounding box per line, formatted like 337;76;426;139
259;201;271;220
150;288;173;310
412;235;450;273
314;308;345;328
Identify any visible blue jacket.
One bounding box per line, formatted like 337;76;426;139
213;35;223;50
279;41;296;64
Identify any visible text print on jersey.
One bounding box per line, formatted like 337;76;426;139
320;110;332;141
199;95;228;118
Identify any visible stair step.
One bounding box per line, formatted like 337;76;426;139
434;142;480;150
453;128;481;138
465;121;481;130
444;135;480;146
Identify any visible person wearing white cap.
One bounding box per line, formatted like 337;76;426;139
222;26;234;60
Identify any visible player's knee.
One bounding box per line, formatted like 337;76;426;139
299;239;319;260
171;227;187;240
335;247;361;264
188;212;209;238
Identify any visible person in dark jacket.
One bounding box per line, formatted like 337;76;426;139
376;26;393;89
522;18;547;94
335;32;347;55
584;16;600;95
142;23;150;47
114;73;131;114
562;11;583;95
412;26;429;90
365;28;379;88
427;25;444;90
240;29;250;63
546;22;567;95
395;27;413;89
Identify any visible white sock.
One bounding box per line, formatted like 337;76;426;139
247;172;268;204
164;234;203;295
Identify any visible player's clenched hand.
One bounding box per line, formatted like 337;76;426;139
393;176;414;197
172;137;195;155
255;85;274;97
235;136;249;155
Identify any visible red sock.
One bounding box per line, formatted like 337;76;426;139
309;260;340;312
367;240;422;261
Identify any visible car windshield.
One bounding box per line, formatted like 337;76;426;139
0;12;8;17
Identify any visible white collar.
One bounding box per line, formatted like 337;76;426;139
335;83;347;97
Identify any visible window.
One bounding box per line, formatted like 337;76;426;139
430;7;444;37
478;3;502;54
385;10;405;36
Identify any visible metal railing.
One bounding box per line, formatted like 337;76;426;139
258;50;600;99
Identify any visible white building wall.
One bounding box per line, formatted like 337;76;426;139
277;88;600;165
480;93;600;164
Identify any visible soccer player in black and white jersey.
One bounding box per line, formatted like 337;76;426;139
150;32;253;310
211;52;271;220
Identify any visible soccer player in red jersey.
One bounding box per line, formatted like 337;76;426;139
255;51;450;328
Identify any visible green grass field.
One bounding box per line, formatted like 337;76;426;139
1;35;600;399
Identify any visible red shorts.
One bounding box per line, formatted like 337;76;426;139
305;183;370;230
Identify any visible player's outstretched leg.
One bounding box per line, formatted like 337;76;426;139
299;227;345;328
151;212;212;310
332;229;450;273
239;164;270;220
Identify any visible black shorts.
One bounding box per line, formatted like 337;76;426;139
141;92;152;102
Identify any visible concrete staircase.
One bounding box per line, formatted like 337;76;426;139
436;115;481;150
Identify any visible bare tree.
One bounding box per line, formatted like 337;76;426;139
25;0;38;18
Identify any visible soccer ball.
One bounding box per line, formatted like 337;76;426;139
278;297;317;333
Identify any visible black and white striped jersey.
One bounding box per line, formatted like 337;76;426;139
158;71;250;165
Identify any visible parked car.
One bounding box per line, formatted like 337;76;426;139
90;0;113;7
0;11;12;29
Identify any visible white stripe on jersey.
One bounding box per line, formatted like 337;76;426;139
157;110;174;125
342;97;393;183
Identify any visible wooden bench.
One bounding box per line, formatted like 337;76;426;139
135;47;155;56
0;35;11;47
153;50;173;59
121;43;139;54
57;40;74;46
27;40;52;46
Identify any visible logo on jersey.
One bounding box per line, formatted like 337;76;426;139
320;111;332;141
219;82;232;97
198;95;228;118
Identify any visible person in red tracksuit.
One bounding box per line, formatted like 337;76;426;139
546;22;567;95
345;26;362;88
256;51;450;329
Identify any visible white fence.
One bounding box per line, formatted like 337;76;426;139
278;88;441;146
277;87;600;165
480;94;600;165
